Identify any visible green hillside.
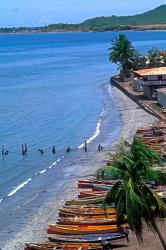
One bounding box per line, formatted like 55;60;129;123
81;5;166;30
1;5;166;33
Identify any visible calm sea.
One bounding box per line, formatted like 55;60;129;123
0;31;166;246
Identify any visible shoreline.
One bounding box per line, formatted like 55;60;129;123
1;29;166;35
2;83;158;250
0;27;166;35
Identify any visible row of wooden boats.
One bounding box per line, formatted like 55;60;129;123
25;178;127;249
136;120;166;157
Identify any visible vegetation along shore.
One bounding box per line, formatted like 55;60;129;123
1;5;166;33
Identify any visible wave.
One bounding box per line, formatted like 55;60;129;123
7;178;32;197
78;109;104;149
0;157;64;203
40;169;46;174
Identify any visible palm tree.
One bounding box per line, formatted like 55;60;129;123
109;34;135;77
132;50;147;70
100;137;166;249
147;48;162;67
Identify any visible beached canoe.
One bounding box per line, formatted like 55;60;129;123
59;213;116;219
78;190;107;198
78;179;117;188
47;224;126;235
64;204;105;208
78;179;115;184
59;207;115;216
25;242;103;250
57;214;116;225
78;194;106;200
25;242;58;250
78;182;114;189
60;207;115;213
48;232;126;243
65;196;105;205
92;184;112;191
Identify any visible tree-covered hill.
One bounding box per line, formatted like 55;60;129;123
81;5;166;30
1;5;166;33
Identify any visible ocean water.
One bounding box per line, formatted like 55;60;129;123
0;31;166;246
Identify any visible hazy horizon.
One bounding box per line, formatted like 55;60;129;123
0;0;166;28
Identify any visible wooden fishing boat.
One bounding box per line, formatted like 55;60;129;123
78;194;106;200
25;242;103;250
64;204;105;209
92;184;112;191
78;180;117;189
57;216;116;225
65;196;105;206
59;207;115;216
78;190;107;198
78;179;117;184
47;224;126;235
60;207;115;213
59;213;116;219
59;211;111;218
25;242;58;250
48;232;126;243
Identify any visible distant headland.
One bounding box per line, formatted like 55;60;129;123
1;5;166;33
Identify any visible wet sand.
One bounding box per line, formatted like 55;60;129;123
3;86;159;250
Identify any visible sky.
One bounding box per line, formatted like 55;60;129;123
0;0;166;27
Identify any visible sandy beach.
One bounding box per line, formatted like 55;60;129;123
3;86;159;250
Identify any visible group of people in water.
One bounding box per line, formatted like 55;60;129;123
37;141;103;155
1;141;103;156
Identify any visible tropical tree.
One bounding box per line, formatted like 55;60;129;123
147;48;162;67
98;137;166;249
132;50;147;70
162;53;166;66
109;34;136;77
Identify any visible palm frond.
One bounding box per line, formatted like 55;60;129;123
143;168;166;185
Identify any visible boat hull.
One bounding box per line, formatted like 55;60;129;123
65;196;105;205
47;224;125;235
59;207;115;217
48;233;126;243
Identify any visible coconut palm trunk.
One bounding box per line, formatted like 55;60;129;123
153;221;166;250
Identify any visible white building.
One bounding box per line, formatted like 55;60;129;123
134;67;166;99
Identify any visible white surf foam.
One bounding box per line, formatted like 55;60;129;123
78;110;104;149
3;156;64;201
40;169;46;174
7;178;32;197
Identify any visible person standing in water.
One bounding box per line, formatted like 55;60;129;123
84;140;87;152
66;147;71;153
52;146;56;154
2;146;5;156
38;149;44;155
25;144;28;153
